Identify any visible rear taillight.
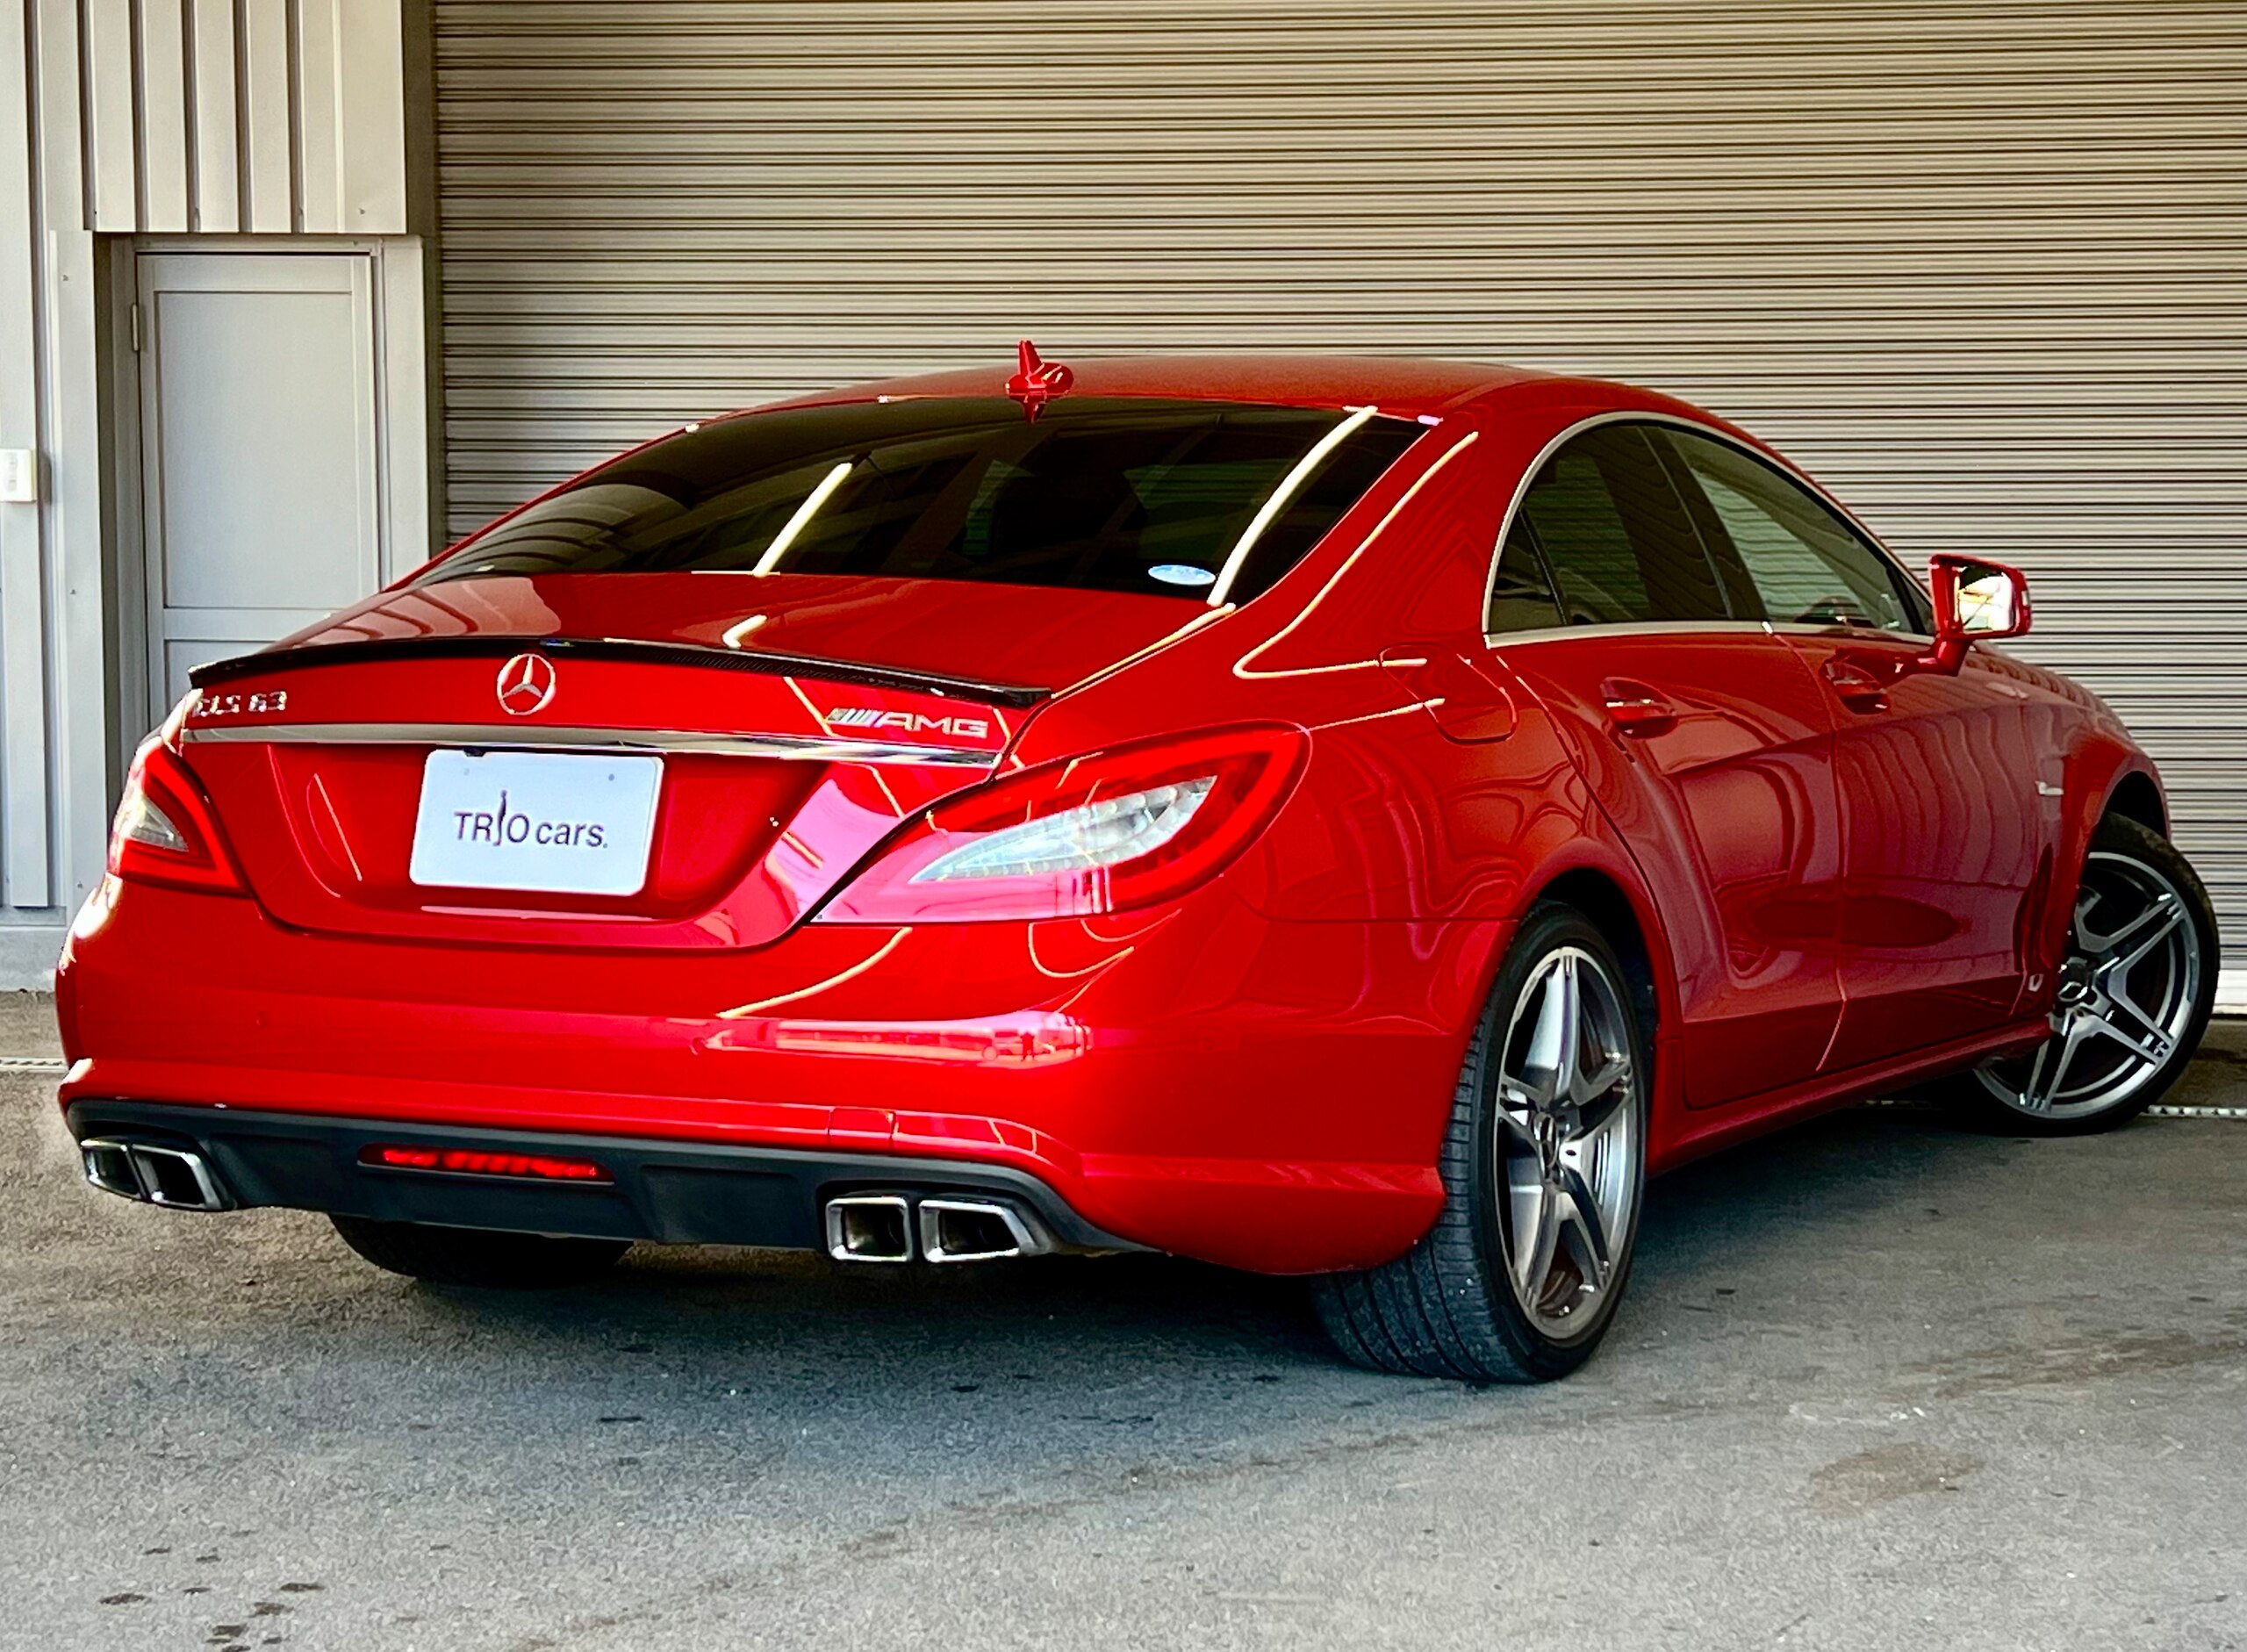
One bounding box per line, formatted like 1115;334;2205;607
818;724;1307;923
108;738;246;895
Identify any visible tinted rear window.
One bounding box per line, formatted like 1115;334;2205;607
420;397;1421;607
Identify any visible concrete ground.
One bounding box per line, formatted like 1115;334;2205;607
2;992;2243;1651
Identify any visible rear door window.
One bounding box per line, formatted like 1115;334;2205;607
1658;427;1929;634
1489;423;1736;630
420;398;1421;607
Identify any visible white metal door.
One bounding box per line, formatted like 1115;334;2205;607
136;252;383;722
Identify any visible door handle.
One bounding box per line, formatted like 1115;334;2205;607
1599;678;1676;736
1821;656;1890;713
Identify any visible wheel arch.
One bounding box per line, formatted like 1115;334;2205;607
2035;749;2170;981
2102;768;2167;837
1533;866;1662;1042
1512;836;1696;1153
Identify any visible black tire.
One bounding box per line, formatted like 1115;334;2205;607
1947;812;2219;1136
331;1216;630;1289
1313;902;1651;1383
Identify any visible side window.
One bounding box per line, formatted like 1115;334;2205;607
1661;428;1929;634
1499;426;1732;628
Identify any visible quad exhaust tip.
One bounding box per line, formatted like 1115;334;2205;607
80;1138;232;1212
824;1193;915;1263
919;1198;1046;1263
823;1192;1051;1264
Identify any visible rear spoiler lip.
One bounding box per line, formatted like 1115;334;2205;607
186;634;1052;708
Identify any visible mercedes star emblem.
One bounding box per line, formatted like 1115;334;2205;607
495;652;556;716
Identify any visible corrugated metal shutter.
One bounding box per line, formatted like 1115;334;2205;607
434;0;2247;954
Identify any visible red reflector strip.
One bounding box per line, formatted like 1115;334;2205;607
361;1144;611;1183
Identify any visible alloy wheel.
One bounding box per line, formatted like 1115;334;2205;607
1978;849;2202;1121
1493;946;1640;1337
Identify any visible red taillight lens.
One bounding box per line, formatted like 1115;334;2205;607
818;723;1308;923
108;738;247;895
361;1145;612;1183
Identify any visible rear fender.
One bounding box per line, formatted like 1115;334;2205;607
1518;822;1691;1160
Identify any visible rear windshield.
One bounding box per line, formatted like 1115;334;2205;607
419;397;1422;607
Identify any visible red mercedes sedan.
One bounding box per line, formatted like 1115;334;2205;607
56;351;2219;1383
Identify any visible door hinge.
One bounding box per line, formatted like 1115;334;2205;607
129;301;140;353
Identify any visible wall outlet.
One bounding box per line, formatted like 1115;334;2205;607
0;449;38;504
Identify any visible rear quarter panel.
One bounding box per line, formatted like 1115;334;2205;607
1012;402;1699;1165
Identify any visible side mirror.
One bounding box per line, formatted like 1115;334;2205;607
1920;556;2031;673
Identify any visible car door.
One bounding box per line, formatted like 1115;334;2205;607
1484;420;1847;1110
1654;425;2050;1068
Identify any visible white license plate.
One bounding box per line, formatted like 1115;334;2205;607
408;750;664;896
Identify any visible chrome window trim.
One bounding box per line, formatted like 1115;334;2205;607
1481;618;1778;648
179;722;1001;768
1480;408;1934;649
1763;620;1938;645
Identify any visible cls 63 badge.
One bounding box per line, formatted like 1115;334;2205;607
193;689;289;718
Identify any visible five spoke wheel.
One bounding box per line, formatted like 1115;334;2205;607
1311;902;1650;1383
1495;948;1639;1334
1975;822;2213;1128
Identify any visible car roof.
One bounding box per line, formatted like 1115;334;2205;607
754;354;1573;421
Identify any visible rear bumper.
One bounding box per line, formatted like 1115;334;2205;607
57;876;1511;1274
64;1099;1137;1251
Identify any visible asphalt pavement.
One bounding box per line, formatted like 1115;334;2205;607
3;992;2243;1651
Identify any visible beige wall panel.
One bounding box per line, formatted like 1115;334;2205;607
47;0;406;235
81;0;136;229
295;0;344;232
0;0;48;908
189;0;241;230
136;0;191;230
240;0;295;232
32;0;83;228
338;0;410;230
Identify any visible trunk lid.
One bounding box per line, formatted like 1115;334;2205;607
176;574;1197;950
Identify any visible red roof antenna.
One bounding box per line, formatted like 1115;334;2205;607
1006;339;1073;422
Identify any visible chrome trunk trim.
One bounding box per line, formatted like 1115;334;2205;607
187;633;1049;708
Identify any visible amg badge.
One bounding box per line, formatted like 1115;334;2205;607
827;707;991;741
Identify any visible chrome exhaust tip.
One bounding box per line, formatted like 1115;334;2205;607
79;1138;232;1212
917;1198;1049;1263
823;1193;915;1263
80;1138;144;1199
